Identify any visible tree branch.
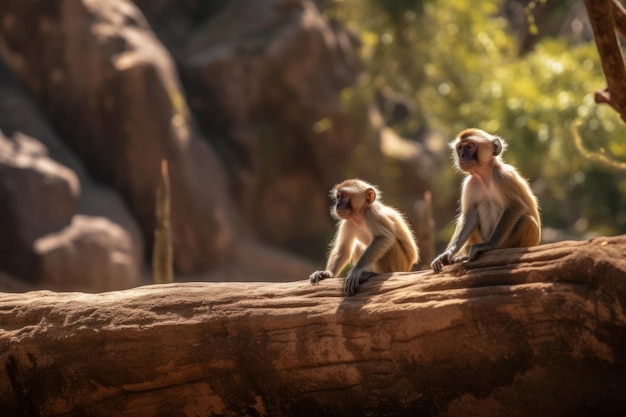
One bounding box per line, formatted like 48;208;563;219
611;0;626;38
584;0;626;123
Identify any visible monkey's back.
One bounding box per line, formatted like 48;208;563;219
369;202;419;272
499;164;541;224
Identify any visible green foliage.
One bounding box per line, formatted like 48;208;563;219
329;0;626;239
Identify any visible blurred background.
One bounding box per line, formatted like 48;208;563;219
0;0;623;292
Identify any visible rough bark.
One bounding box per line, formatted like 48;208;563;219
1;235;626;417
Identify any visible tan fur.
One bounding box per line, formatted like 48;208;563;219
311;179;419;294
432;129;540;272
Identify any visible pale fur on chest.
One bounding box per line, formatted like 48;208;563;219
346;216;387;271
465;179;506;241
351;222;374;246
347;221;375;269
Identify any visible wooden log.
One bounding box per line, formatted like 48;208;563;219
1;236;626;417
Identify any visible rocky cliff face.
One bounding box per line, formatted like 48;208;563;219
181;0;364;253
0;0;238;277
0;0;436;291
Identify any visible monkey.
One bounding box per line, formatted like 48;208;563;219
309;179;419;296
431;128;541;273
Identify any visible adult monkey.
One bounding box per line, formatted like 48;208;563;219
431;128;541;273
310;179;419;296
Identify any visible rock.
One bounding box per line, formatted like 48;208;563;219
177;0;440;261
0;53;143;291
0;133;78;241
1;236;625;416
132;0;229;57
182;0;363;257
34;215;141;292
0;130;75;282
0;0;240;273
0;0;440;269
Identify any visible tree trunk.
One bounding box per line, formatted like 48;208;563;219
1;236;626;417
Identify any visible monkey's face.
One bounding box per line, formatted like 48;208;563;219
332;190;354;220
453;129;505;173
329;181;376;221
456;140;479;171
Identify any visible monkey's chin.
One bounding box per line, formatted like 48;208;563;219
459;160;478;171
334;209;352;220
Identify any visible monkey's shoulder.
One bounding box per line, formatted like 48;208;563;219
367;201;402;217
366;203;408;234
494;163;539;211
495;162;526;179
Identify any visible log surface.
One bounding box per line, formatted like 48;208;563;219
1;236;626;417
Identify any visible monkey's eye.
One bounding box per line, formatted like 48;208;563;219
466;142;474;149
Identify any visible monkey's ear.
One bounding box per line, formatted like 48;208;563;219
493;137;504;156
365;188;376;204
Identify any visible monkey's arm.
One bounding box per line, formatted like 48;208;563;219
466;204;524;261
309;224;353;284
431;210;478;273
344;234;394;296
446;212;479;258
326;243;353;276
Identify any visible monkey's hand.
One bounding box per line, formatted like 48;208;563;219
344;269;377;296
430;251;453;273
309;270;333;284
467;243;493;261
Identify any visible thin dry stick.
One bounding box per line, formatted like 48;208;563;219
153;159;174;284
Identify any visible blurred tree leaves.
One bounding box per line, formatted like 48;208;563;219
327;0;626;240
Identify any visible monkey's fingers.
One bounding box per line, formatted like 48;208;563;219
309;270;332;284
344;271;376;295
344;271;368;295
344;275;359;296
360;271;377;283
430;253;450;273
467;243;491;261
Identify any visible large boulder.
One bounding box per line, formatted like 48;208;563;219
0;0;239;273
0;59;143;291
0;130;77;282
0;132;78;243
34;215;140;291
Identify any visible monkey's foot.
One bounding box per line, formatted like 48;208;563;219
344;270;377;296
467;243;493;261
309;270;333;284
431;251;453;273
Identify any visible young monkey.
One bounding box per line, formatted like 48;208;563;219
431;129;541;273
310;179;419;296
